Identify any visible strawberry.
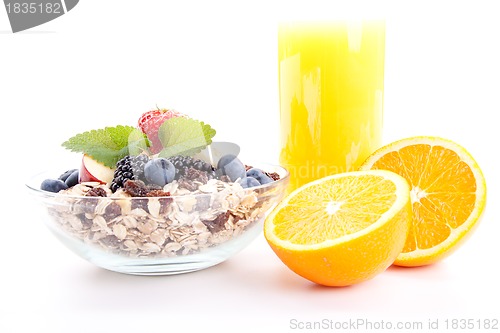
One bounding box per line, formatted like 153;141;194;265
138;108;184;154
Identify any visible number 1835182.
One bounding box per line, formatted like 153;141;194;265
444;319;498;330
5;2;62;14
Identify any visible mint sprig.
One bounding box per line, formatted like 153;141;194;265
158;117;216;158
62;116;216;168
62;125;149;168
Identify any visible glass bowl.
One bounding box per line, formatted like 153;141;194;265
26;163;289;275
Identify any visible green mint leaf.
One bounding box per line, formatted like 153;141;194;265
157;117;216;158
62;125;149;168
127;128;151;156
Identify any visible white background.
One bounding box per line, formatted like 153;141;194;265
1;1;499;332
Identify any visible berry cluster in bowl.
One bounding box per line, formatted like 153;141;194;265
31;108;288;269
42;153;279;197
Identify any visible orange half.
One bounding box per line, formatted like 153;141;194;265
360;136;487;266
264;170;412;286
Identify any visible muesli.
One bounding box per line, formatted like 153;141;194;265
40;107;281;257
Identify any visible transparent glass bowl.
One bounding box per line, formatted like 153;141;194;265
26;164;289;275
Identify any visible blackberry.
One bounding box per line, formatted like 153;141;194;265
167;155;216;180
110;155;150;192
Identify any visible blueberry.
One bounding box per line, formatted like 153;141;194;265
144;158;175;186
238;177;261;188
64;170;79;187
41;179;68;193
58;169;78;182
217;154;246;182
246;167;273;185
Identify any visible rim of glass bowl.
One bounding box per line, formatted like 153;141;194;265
26;163;290;201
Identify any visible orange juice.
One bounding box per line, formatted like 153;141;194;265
278;20;385;191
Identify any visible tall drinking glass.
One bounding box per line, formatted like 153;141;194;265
278;20;386;192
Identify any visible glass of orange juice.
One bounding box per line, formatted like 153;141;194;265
278;20;386;192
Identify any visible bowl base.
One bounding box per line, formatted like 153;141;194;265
89;254;228;276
